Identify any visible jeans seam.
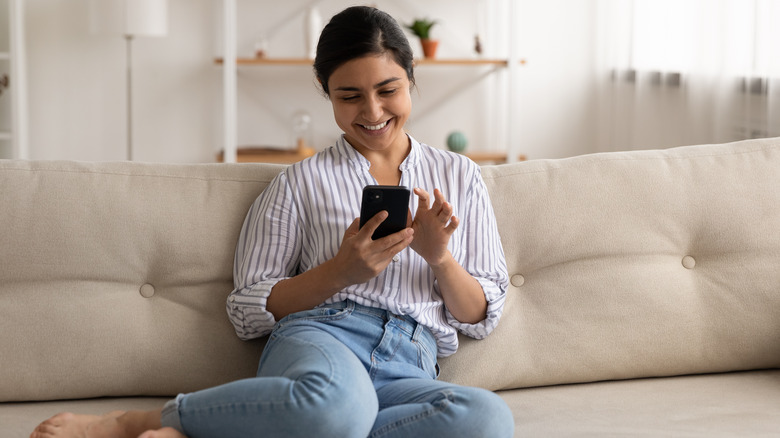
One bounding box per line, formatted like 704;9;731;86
192;335;338;416
369;391;454;437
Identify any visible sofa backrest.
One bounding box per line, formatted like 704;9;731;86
439;137;780;390
0;161;284;402
1;138;778;402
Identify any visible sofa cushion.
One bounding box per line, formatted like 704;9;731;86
439;137;780;390
0;161;282;402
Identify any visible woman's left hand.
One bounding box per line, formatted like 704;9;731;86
411;187;488;324
410;188;459;267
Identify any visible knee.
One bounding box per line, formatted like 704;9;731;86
447;387;514;438
301;371;379;438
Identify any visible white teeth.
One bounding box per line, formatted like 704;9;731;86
363;120;388;131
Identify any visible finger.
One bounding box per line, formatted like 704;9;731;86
359;210;389;238
437;201;453;222
342;217;362;239
414;187;431;210
375;226;413;247
406;209;413;227
445;215;460;233
378;227;414;254
431;188;446;211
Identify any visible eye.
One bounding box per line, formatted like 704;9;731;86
380;88;397;96
340;95;360;102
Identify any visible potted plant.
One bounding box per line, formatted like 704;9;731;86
405;18;439;59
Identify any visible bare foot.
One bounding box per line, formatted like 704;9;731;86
31;409;163;438
138;428;187;438
30;411;125;438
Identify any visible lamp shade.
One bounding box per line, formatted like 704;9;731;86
90;0;168;37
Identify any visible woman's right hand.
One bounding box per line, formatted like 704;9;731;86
267;211;413;321
331;211;414;287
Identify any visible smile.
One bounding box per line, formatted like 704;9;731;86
361;120;390;131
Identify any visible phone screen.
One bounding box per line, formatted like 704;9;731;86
359;185;411;240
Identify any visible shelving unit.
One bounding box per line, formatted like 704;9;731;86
0;0;28;160
215;57;511;66
217;0;523;164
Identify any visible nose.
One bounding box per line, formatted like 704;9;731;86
361;94;383;122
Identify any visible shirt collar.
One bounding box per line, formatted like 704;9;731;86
336;134;422;172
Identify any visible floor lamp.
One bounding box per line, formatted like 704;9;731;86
90;0;168;161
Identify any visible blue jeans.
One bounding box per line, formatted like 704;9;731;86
161;300;514;438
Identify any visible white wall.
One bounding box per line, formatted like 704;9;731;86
514;0;599;159
26;0;217;162
23;0;599;163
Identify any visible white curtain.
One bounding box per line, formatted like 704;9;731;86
597;0;780;151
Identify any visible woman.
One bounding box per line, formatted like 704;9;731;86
30;6;513;438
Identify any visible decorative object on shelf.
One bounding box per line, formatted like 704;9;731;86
291;110;313;150
254;35;268;58
89;0;168;161
474;35;483;56
304;7;322;60
446;131;468;153
405;18;439;59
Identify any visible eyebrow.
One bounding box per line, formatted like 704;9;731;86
334;77;402;92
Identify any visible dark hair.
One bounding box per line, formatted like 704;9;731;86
314;6;415;96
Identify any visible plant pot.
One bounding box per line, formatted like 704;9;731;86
420;39;439;59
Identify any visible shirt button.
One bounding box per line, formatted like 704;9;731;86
392;255;400;262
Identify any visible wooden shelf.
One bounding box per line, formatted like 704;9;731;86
214;57;511;67
217;145;524;165
217;140;316;164
215;57;314;66
463;151;527;164
415;58;509;66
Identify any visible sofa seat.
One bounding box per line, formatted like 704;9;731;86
504;369;780;437
3;370;778;437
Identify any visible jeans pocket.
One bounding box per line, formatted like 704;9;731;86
415;332;440;379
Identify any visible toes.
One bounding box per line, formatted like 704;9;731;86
32;413;71;437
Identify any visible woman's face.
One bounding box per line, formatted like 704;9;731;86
327;53;413;157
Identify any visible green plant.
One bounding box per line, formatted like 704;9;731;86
405;18;437;40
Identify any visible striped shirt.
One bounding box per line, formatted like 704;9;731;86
227;135;508;357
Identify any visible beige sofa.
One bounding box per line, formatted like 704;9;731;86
1;137;779;437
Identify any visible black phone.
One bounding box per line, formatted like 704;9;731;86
359;185;411;240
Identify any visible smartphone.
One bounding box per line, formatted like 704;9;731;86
359;185;411;240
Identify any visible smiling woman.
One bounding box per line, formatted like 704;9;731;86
30;6;513;438
312;6;417;186
326;54;413;185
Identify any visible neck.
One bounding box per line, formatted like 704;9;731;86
348;134;411;185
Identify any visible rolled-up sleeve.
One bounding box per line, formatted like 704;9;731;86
446;168;508;339
226;172;301;340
